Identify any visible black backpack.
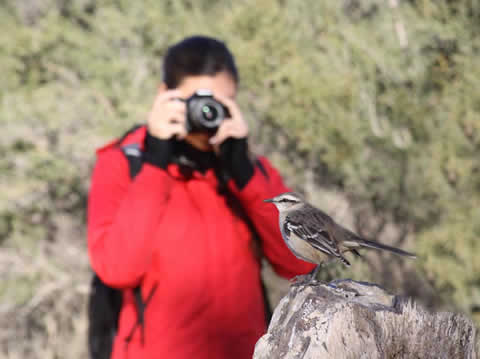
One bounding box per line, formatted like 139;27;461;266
87;141;153;359
87;129;272;359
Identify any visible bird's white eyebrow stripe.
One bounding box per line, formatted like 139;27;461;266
281;197;298;202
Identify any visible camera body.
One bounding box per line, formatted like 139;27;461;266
185;89;230;133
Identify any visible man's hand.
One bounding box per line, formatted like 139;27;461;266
147;89;188;140
208;93;254;189
209;94;249;146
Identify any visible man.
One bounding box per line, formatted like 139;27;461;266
87;35;314;359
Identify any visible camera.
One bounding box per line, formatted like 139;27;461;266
185;89;230;133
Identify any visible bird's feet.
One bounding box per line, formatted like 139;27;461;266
289;274;312;286
290;265;323;286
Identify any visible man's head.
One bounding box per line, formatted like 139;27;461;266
160;36;239;150
163;35;238;90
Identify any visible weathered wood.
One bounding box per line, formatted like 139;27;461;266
254;279;477;359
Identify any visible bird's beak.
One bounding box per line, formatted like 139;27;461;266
263;198;274;203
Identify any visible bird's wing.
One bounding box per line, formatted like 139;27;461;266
284;220;335;257
286;206;347;263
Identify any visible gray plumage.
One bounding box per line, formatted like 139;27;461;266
264;192;416;281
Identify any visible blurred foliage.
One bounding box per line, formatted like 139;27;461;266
1;0;479;356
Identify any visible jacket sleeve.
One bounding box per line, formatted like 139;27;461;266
87;147;174;288
228;157;316;279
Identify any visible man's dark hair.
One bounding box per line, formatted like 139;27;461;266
163;35;239;89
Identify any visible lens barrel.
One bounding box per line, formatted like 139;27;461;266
186;90;229;132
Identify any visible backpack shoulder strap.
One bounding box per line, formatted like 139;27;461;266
119;140;160;347
120;143;143;179
255;158;269;179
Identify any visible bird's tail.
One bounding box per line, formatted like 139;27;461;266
343;236;416;258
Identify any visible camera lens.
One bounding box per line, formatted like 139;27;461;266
186;91;226;132
202;105;219;122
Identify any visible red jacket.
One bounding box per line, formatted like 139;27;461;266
87;126;314;359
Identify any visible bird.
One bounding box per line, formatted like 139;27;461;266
264;192;416;283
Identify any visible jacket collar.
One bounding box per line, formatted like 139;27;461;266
122;125;220;184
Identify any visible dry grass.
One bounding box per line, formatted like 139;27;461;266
0;222;90;359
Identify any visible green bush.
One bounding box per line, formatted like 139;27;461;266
1;0;479;356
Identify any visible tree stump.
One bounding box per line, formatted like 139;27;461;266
254;279;477;359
